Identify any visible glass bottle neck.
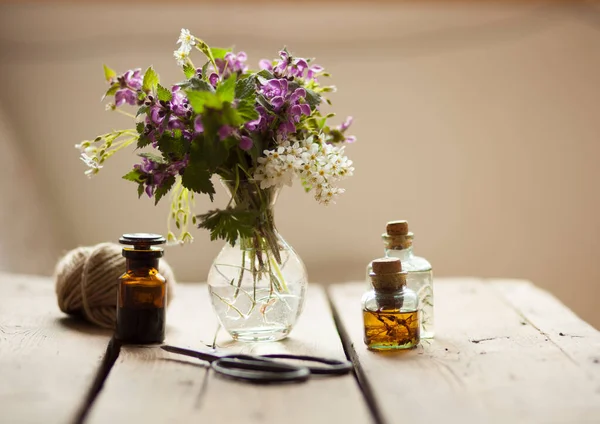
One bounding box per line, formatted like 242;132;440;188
385;247;414;261
125;258;159;274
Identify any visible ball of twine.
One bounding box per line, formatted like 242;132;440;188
54;242;176;329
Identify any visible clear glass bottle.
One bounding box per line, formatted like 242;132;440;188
115;233;167;344
362;257;420;350
366;220;434;339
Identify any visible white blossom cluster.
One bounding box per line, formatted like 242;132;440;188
174;29;196;66
253;137;354;205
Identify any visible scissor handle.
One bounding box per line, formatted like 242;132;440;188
212;355;311;383
260;354;353;375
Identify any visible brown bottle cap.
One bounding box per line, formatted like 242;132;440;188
371;257;402;274
386;220;409;236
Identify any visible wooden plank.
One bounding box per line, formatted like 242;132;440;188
329;279;600;424
0;273;112;424
87;283;373;424
491;279;600;382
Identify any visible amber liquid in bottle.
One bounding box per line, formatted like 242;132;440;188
116;258;166;344
363;309;420;350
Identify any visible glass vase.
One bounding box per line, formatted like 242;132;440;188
207;180;308;342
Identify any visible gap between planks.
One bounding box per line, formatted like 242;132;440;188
327;289;387;424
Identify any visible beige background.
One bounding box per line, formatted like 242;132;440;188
0;3;598;328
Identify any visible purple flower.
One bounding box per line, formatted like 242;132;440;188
215;51;248;78
149;105;163;125
122;69;142;90
258;78;312;138
289;104;311;123
278;120;297;137
134;157;156;174
289;59;308;78
218;125;235;140
209;73;219;87
245;105;270;132
337;116;356;143
265;51;320;80
261;79;288;99
115;89;137;106
239;136;253;151
307;64;324;80
168;116;185;130
170;86;188;117
194;116;204;134
259;59;273;71
274;50;290;75
339;116;353;132
134;155;189;198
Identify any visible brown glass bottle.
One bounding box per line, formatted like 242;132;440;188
115;233;167;344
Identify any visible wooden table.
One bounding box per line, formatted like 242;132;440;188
2;273;599;424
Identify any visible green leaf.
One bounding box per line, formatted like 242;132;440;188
201;61;210;81
136;105;149;116
103;84;119;99
137;135;152;149
257;69;275;80
136;122;145;134
183;63;196;79
248;133;264;164
210;47;232;60
186;90;223;113
154;175;176;205
221;103;244;127
216;74;236;103
201;115;230;169
157;134;187;156
157;84;172;102
236;99;259;123
221;136;239;151
179;76;213;92
137;183;145;198
103;65;116;82
142;66;159;92
138;152;166;164
181;142;215;200
196;206;258;246
256;94;273;111
123;169;145;183
235;75;257;100
304;88;321;108
195;39;217;68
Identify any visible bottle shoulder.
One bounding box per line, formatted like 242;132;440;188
403;255;432;272
362;287;419;311
120;269;166;284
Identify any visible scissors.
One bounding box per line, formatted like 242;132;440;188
161;345;353;384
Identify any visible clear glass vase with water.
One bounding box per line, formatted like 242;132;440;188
207;181;308;342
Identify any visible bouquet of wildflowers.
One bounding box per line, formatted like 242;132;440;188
77;29;355;249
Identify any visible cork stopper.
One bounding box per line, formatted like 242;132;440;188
372;257;402;274
369;258;406;291
386;220;409;236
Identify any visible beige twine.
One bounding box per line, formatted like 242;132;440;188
54;242;176;329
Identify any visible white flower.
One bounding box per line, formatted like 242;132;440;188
177;29;196;51
173;48;190;67
253;136;353;204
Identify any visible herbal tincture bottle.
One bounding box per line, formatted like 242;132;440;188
363;258;420;350
366;220;435;339
115;233;167;344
